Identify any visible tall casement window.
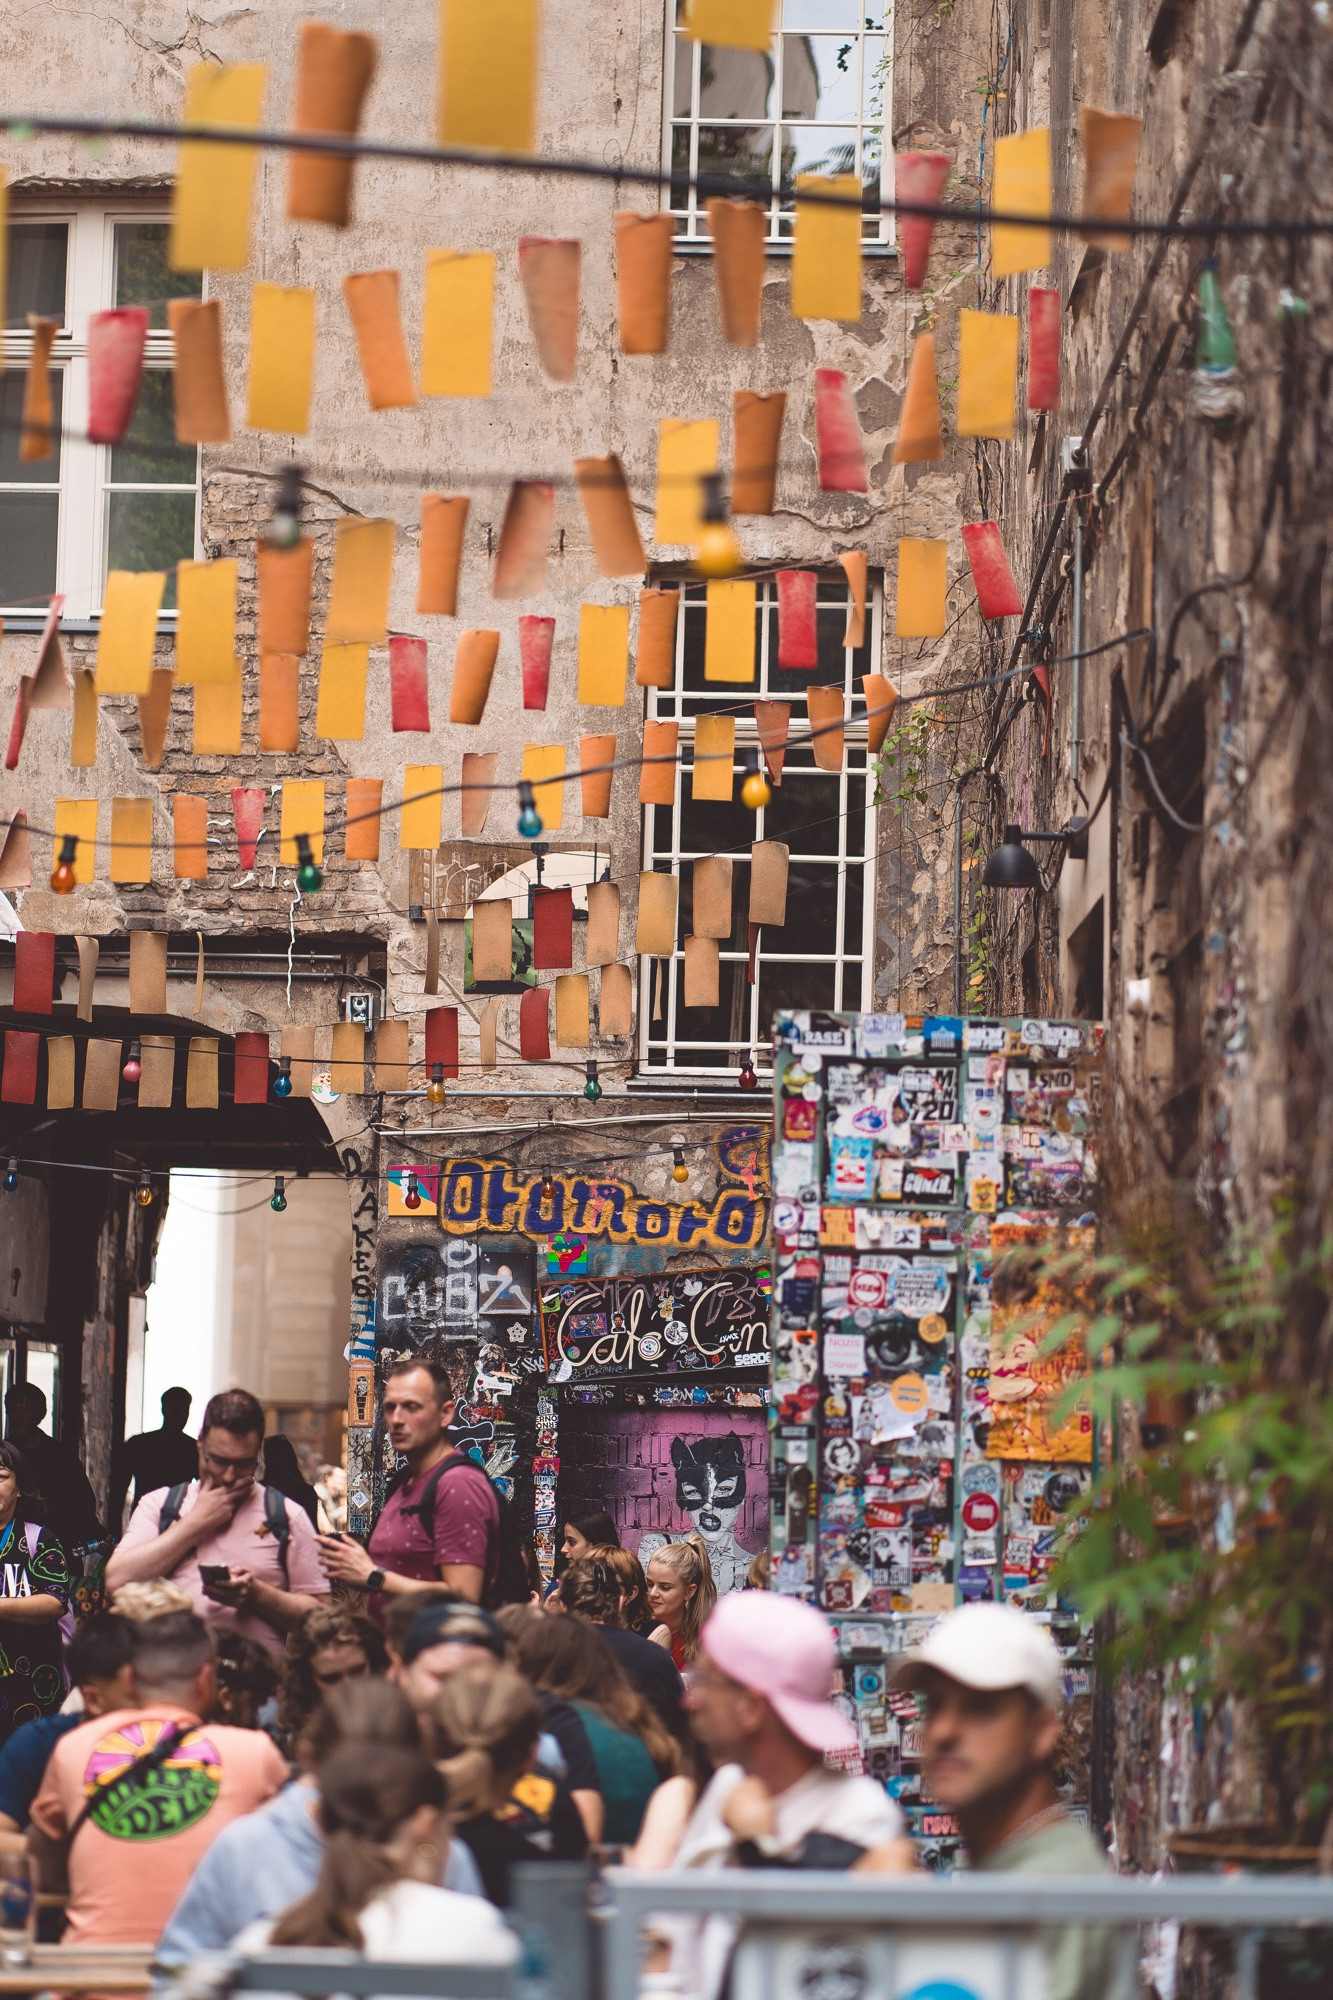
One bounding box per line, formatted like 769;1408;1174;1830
1;206;203;620
640;572;878;1075
665;1;894;244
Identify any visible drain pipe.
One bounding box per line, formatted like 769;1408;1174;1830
1061;439;1093;796
952;765;1006;1014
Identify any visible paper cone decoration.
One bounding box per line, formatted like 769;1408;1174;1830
389;635;431;732
186;1038;220;1109
840;553;867;648
168;300;231;443
231;787;265;870
54;800;97;884
258;540;313;656
460;752;498;838
807;685;845;772
614;212;674;354
374;1019;410;1094
1080;107;1142;250
732;390;785;517
692;714;735;800
636;588;679;687
419;494;469;616
962;522;1023;619
896;539;948;638
893;333;944;463
449;630;500;723
344;271;417;409
519;238;580;382
692;857;733;940
247;283;317;434
578;605;630;706
523;744;565;831
46;1037;75;1111
424;1006;460;1078
519;984;550;1062
400;765;444;850
173;795;208;879
6;597;70;770
682;0;775;49
574;455;646;577
705;579;755;684
327;518;395;645
288;22;377;226
97;571;165;695
777;570;818;670
345;777;383;860
259;655;300;752
580;735;616;818
493;481;554;597
792;174;861;320
991;128;1052;278
280;780;325;865
176;558;237;685
87;309;148;445
437;0;537;153
656;419;718;545
137;669;174;769
0;814;32;890
863;673;899;753
599;962;634;1037
129;931;168;1014
316;642;369;741
636;872;678;957
586;881;621;966
895;151;950;290
815;370;868;493
193;675;243;755
233;1031;271;1105
170;63;265;271
555;974;590;1048
422;250;494;397
3;1033;39;1106
640;719;678;806
683;936;720;1009
13;933;55;1014
754;700;791;785
519;616;554;710
472;899;513;983
1028;286;1061;412
958;310;1019;440
749;840;789;926
706;199;766;345
534;887;574;970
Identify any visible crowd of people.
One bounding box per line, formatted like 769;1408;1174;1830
0;1358;1118;2000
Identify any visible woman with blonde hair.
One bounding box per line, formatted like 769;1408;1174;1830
645;1537;716;1669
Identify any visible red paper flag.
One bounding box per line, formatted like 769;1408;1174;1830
533;887;574;970
231;787;266;871
519;615;555;711
520;984;550;1062
13;932;55;1015
1;1031;39;1105
233;1031;270;1104
389;635;431;732
895;152;951;290
1028;286;1061;412
814;370;868;494
962;522;1023;619
424;1005;460;1079
88;309;149;444
776;569;818;669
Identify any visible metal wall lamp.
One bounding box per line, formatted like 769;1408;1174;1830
982;819;1089;890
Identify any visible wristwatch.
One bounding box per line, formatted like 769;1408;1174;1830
364;1567;387;1592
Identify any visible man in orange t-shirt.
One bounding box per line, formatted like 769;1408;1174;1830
29;1609;287;1945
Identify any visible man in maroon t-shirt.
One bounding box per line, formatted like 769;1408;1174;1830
318;1359;499;1609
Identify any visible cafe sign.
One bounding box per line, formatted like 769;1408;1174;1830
539;1268;772;1379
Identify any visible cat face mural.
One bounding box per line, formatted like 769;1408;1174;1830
639;1433;753;1595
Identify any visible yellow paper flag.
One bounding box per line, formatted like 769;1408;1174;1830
175;559;238;686
896;539;948;638
577;605;630;707
96;571;165;695
692;714;736;801
280;780;326;865
400;765;444;851
316;642;370;741
991;128;1052;278
705;579;756;683
109;798;154;885
170;64;266;272
522;744;565;832
656;419;718;547
682;0;774;49
957;309;1019;440
53;800;98;885
422;251;494;398
193;673;243;754
247;284;316;433
791;174;862;321
326;519;395;645
438;0;537;152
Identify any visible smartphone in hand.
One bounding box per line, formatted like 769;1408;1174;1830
199;1563;231;1586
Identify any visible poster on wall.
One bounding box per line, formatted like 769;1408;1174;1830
539;1269;770;1381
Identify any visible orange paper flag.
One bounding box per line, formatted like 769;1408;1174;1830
137;669;174;769
1080;107;1142;250
636;873;678;958
518;238;580;382
683;0;775;50
173;794;208;880
327;518;395;645
257;540;313;656
754;700;791;785
522;744;564;832
807;686;845;772
840;552;867;648
705;580;755;684
259;655;300;752
863;672;899;752
579;735;616;818
344;776;383;861
193;675;243;754
640;719;678;807
170;63;265;272
614;213;673;354
175;558;237;685
419;494;468;615
110;798;154;885
493;481;553;598
732;391;785;516
449;631;500;723
636;588;679;688
574;455;646;577
577;605;630;706
896;538;948;637
400;767;443;852
343;271;417;409
684;935;719;1008
460;751;498;837
287;23;377;226
168;300;231;444
706;199;766;345
958;310;1019;440
991;128;1052;278
247;283;317;434
422;250;494;397
20;317;58;463
893;333;943;463
316;642;369;740
792;174;861;320
692;714;735;801
599;962;634;1037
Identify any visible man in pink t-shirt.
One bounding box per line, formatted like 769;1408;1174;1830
105;1389;328;1660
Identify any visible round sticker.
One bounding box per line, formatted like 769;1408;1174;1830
888;1373;929;1415
637;1334;662;1359
848;1268;890;1312
962;1492;1000;1533
918;1313;949;1344
663;1319;689;1346
802;1080;823;1101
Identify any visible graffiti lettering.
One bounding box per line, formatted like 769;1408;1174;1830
388;1158;768;1253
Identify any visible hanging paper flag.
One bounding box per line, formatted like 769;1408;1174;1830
129;932;169;1015
614;213;674;354
815;370;868;493
280;779;326;865
732;390;785;516
46;1037;75;1111
344;271;417;410
776;570;818;670
176;559;237;685
706;199;766;346
636;873;678;957
75;936;98;1021
493;481;554;598
754;699;791;785
330;1021;366;1095
422;251;494;397
958;309;1019;439
555;974;590;1049
255;541;312;659
656;418;718;546
577;605;630;706
137;670;173;770
82;1040;123;1111
6;596;69;771
327;518;395;645
259;654;301;751
479;994;502;1067
639;719;678;807
693;857;732;940
109;799;154;885
1080;107;1142;250
345;777;384;860
692;714;736;801
233;1031;271;1105
230;787;265;871
792;175;862;321
574;455;645;578
519;616;554;710
705;579;756;684
193;675;243;755
472;898;513;982
19;317;58;464
599;962;633;1037
424;1005;460;1079
534;887;574;970
168;300;231;443
173;795;208;879
53;800;97;885
636;587;680;688
138;1034;176;1109
438;0;538;152
519;983;550;1061
863;673;899;753
2;1033;39;1107
807;686;845;773
683;936;719;1008
840;552;867;648
1028;285;1061;412
374;1019;410;1094
316;642;369;740
419;495;468;614
387;635;430;732
749;840;789;926
518;238;580;382
96;572;165;695
13;933;55;1014
288;22;378;226
87;309;149;445
683;0;773;45
0;813;32;891
400;765;444;850
522;743;565;831
460;752;498;837
893;333;943;463
449;630;500;723
170;63;266;271
896;538;948;638
580;734;616;818
586;881;620;966
895;151;950;290
962;522;1023;620
248;284;317;433
991;128;1052;278
186;1037;220;1109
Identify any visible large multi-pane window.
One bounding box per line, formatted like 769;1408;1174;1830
1;208;202;618
665;0;894;243
641;574;877;1074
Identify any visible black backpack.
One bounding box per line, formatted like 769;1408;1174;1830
159;1482;291;1587
389;1451;529;1609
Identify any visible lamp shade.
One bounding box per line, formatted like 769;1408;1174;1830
983;823;1043;889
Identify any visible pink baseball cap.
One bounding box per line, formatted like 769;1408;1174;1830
700;1590;857;1754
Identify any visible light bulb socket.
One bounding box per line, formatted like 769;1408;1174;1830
266;464;305;549
700;472;727;524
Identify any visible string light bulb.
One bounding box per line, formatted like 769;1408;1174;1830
294;833;323;894
403;1172;423;1211
2;1161;17;1193
740;748;772;812
516;780;543;840
426;1063;446;1106
270;1176;288;1213
266;463;305;549
50;833;78;895
134;1172;154;1209
692;473;743;579
583;1060;602;1103
121;1040;142;1084
738;1053;759;1091
540;1171;557;1203
272;1057;293;1099
672;1146;689;1184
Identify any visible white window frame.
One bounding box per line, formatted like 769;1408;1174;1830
1;200;201;621
662;2;896;247
639;573;880;1077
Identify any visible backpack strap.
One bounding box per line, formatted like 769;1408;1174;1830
157;1482;191;1534
262;1484;291;1589
398;1451;471;1544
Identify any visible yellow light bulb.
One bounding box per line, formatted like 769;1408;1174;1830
426;1078;446;1105
693;519;743;579
741;769;772;811
672;1161;689;1184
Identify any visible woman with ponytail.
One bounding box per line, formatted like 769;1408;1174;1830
645;1537;716;1669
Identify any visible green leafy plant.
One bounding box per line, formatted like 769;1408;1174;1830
873;706;935;816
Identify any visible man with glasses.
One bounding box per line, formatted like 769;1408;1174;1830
105;1390;329;1661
